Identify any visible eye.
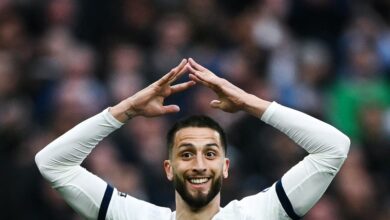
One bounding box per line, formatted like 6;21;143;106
205;151;216;159
181;152;194;160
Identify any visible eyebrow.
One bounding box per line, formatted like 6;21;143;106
178;143;194;149
205;143;219;148
178;143;220;149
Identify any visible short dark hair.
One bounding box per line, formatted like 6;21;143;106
167;115;227;158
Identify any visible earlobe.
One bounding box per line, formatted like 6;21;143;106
164;160;173;181
223;158;230;179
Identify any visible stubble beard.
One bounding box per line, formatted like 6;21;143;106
173;173;222;210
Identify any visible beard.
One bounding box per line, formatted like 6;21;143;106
173;173;222;210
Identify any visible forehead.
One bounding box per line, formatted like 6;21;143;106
173;127;221;147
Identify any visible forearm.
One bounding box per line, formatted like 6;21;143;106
242;94;272;118
243;96;348;153
261;102;350;158
35;108;123;186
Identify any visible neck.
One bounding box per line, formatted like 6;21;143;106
175;192;221;220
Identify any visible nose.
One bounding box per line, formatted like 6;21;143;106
192;154;207;173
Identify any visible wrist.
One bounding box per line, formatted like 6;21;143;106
124;100;137;120
243;94;271;118
109;98;138;122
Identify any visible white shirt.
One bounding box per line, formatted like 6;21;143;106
35;102;350;220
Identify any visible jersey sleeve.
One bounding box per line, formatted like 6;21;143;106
35;108;124;219
260;102;350;218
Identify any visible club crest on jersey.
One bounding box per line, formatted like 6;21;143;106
118;191;127;198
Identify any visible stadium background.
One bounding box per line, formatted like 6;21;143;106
0;0;389;219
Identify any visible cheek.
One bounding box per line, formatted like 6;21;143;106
209;162;225;176
172;163;187;177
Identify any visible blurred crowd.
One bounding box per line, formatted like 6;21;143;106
0;0;389;219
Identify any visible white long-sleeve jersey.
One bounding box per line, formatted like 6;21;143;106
35;102;350;220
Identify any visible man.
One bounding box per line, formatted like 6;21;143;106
35;58;350;219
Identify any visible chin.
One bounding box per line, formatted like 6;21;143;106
174;174;223;209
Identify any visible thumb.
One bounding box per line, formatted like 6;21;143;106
163;105;180;114
210;100;222;109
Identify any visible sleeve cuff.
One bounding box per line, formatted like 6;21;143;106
103;108;125;128
260;101;280;122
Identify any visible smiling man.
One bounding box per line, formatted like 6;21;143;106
35;58;350;220
165;116;229;217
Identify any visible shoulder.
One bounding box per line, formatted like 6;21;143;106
105;187;174;220
216;183;290;220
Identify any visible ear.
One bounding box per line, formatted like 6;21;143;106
223;158;230;179
164;160;173;181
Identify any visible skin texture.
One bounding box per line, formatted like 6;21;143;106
109;58;271;220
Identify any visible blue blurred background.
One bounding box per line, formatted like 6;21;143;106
0;0;389;219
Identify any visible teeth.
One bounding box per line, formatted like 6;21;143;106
189;178;209;184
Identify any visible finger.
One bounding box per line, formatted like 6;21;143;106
189;73;216;88
188;66;217;89
168;59;188;83
187;66;212;85
188;58;206;71
157;59;187;86
170;81;196;94
189;73;202;83
189;73;213;89
156;68;177;86
162;105;180;114
169;61;189;84
210;100;222;109
187;62;216;84
187;64;198;75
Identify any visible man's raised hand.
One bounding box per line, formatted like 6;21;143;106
187;58;270;117
110;59;195;122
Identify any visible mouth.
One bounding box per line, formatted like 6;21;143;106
188;177;210;185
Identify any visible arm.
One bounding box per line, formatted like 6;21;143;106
187;58;350;218
261;102;350;217
35;59;195;219
35;109;123;219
